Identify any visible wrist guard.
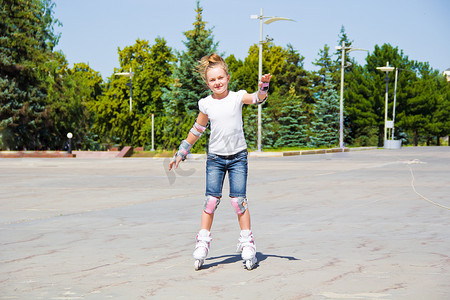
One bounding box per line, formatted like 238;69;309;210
252;92;267;105
259;81;270;95
172;140;192;162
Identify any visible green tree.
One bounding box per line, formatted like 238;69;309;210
435;79;450;145
397;62;445;146
277;44;311;99
418;64;444;145
344;64;378;146
358;44;413;146
313;44;337;86
309;74;339;147
42;53;102;150
227;45;258;93
0;0;60;149
227;43;313;149
228;42;309;96
138;38;177;150
161;0;218;151
335;25;353;63
333;26;356;85
90;38;175;149
274;87;308;147
224;54;243;92
64;62;104;150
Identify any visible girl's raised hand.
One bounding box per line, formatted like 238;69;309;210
260;73;272;83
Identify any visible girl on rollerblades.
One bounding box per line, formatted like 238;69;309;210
169;53;271;270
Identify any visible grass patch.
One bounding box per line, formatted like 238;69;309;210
131;150;174;158
259;146;338;152
131;145;378;157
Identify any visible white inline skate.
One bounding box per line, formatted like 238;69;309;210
193;229;212;271
237;230;257;270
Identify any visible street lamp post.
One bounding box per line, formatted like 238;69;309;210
391;67;413;140
251;8;294;152
392;67;399;140
376;62;395;147
151;113;155;151
66;132;73;154
335;42;368;149
115;68;134;112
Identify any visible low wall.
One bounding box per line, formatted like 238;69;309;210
72;146;133;158
72;151;119;158
0;151;76;158
0;147;132;159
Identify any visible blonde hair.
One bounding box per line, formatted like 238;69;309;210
196;53;229;83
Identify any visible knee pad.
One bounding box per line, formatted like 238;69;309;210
203;196;220;214
231;197;248;215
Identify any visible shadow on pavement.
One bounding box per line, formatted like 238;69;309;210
202;252;301;270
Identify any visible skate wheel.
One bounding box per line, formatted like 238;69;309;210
245;257;258;270
194;259;203;271
245;260;253;270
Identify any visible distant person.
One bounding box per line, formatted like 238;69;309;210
168;53;272;270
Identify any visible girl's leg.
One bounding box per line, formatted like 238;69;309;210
194;153;226;270
229;151;257;269
238;209;251;230
201;211;214;231
228;150;249;221
202;152;226;230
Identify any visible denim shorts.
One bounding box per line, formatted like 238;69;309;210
205;149;248;198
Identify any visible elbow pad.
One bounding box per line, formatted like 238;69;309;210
190;122;207;137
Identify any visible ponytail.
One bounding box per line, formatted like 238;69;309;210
196;53;229;83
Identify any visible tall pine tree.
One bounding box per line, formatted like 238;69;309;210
0;0;60;149
313;44;337;86
365;44;413;146
161;0;218;151
309;74;339;147
274;86;308;148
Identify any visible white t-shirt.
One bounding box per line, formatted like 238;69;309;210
198;90;248;155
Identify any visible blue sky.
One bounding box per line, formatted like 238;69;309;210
53;0;449;79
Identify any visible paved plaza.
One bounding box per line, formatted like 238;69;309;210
0;147;449;299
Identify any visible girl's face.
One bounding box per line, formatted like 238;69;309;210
206;66;230;98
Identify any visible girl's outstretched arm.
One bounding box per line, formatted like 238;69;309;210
242;73;272;105
169;112;208;170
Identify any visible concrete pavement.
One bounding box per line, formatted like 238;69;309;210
0;147;449;299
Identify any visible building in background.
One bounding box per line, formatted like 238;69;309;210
444;67;450;82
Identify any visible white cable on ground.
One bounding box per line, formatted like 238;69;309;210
408;165;450;210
